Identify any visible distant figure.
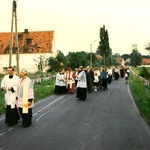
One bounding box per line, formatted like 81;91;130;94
17;69;34;127
1;66;20;126
101;68;108;91
120;66;125;78
114;66;119;80
93;72;99;91
124;71;129;84
74;68;79;87
85;66;94;93
107;67;113;84
76;66;87;101
55;69;67;95
126;68;130;77
66;68;76;94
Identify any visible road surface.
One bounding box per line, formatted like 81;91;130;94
0;78;150;150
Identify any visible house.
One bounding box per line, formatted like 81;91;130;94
0;29;56;73
115;57;125;66
142;58;150;65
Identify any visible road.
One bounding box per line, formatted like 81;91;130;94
0;78;150;150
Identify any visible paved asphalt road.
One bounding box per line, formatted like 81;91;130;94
0;78;150;150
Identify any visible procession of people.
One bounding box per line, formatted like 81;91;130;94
1;65;130;127
54;65;130;98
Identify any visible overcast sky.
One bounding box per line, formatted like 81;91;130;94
0;0;150;56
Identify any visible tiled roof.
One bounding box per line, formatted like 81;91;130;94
142;58;150;65
0;29;54;54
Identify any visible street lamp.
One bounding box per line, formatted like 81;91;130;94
90;40;96;67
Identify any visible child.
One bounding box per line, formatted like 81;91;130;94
93;72;99;91
124;72;128;84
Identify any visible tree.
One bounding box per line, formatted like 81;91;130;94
97;25;111;66
33;55;48;71
144;42;150;55
56;50;68;68
130;44;142;66
66;51;89;69
47;57;60;72
47;51;69;72
121;54;130;61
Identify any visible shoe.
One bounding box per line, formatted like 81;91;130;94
82;99;85;101
8;122;17;127
22;123;31;128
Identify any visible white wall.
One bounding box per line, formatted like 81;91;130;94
0;53;54;73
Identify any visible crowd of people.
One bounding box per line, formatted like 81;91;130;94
1;65;130;127
54;65;130;100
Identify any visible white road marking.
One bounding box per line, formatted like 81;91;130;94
36;96;72;121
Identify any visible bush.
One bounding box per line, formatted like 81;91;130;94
139;67;150;80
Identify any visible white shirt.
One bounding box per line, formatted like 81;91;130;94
77;71;87;88
1;74;20;108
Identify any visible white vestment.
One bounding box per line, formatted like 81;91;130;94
1;74;20;109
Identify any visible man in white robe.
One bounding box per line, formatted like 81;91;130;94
1;66;20;126
76;66;87;101
17;69;34;127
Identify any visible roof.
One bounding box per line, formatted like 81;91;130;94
142;58;150;65
0;29;54;54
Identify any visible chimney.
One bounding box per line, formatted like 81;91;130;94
24;29;28;34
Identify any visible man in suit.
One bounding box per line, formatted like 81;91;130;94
85;66;94;93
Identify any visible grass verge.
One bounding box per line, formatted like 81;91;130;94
129;72;150;125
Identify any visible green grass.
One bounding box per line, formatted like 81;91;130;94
129;72;150;125
34;79;55;102
0;94;5;115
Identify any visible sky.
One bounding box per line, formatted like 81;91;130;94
0;0;150;56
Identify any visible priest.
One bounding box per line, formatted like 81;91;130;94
17;69;34;127
1;66;20;126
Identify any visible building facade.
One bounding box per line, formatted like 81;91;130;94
0;29;56;73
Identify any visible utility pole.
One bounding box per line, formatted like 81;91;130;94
9;0;19;75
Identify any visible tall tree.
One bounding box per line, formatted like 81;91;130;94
130;44;142;66
97;25;111;66
56;50;68;68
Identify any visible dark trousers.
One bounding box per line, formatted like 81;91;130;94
18;107;32;127
5;105;20;126
102;79;108;90
76;87;87;100
87;80;93;92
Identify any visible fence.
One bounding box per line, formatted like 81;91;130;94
130;67;150;87
0;73;56;85
31;74;56;84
